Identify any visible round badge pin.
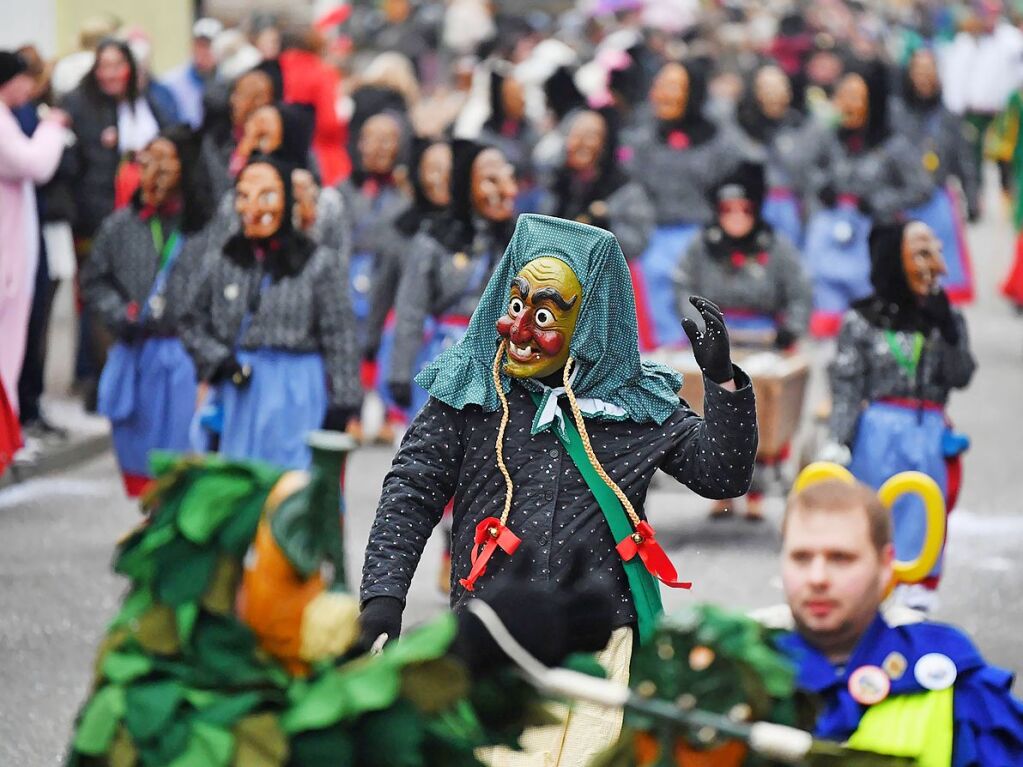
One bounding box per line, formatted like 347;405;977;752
833;220;854;245
848;665;891;705
883;651;908;681
914;653;957;691
224;283;240;301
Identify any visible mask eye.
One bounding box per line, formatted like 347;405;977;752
534;309;554;327
508;297;524;316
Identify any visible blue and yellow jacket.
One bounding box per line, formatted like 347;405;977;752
776;613;1023;766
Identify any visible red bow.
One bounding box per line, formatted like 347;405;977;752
458;517;522;592
667;130;690;150
730;252;745;268
616;520;692;589
139;198;183;221
756;251;769;266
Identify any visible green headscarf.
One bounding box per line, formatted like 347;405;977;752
415;214;683;424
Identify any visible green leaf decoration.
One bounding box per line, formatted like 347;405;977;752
232;713;289;767
165;721;234;767
178;471;259;544
193;691;263;727
133;604;180;656
109;724;139;767
73;685;126;755
354;700;426;767
154;538;218;606
177;603;200;647
562;652;608;680
110;589;154;632
202;555;242;615
287;724;355;767
124;680;184;742
137;719;190;766
102;649;153;684
401;658;471;714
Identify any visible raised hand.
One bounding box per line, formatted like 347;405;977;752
681;296;734;384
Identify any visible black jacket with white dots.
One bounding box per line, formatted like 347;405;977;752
360;370;758;628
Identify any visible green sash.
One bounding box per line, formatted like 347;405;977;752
530;393;663;644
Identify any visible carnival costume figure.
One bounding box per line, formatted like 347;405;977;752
336;111;410;354
365;137;451;439
383;139;518;418
891;48;979;304
361;213;759;765
676;160;811;520
82;126;213;497
542;108;654;261
626;60;742;349
182;156;360;470
200;69;275;201
736;63;833;248
477;68;541;213
826;222;975;603
804;65;931;337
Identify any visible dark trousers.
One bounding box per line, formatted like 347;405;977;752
18;234;58;424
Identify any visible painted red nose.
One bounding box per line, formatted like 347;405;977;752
510;310;533;344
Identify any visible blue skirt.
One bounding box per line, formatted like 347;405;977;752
631;223;699;349
349;249;373;346
380;315;470;417
905;185;973;303
97;338;197;478
849;401;949;579
804;204;873;333
762;189;803;249
191;349;327;470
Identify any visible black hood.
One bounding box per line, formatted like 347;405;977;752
223;154;316;278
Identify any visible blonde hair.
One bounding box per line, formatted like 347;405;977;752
362;52;420;106
783;479;892;552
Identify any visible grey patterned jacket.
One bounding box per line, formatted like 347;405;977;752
179;243;361;409
81;208;211;337
387;223;508;387
736;113;833;206
200;132;234;203
828;309;976;446
889;99;980;216
336;180;410;258
625;123;743;226
814;130;933;222
674;227;812;340
540;180;655;261
360;374;758;627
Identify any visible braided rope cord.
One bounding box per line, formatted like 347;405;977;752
491;341;515;526
562;357;643;529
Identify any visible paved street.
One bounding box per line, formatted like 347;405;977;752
2;178;1022;764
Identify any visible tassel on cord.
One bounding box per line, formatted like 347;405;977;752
459;341;521;590
562;358;691;590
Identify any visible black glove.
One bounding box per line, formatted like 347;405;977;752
388;381;413;410
451;548;614;678
356;596;403;652
774;326;798;351
818;184;837;208
920;290;960;344
322;405;357;432
212;357;252;388
681;296;734;384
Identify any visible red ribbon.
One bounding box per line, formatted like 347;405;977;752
615;521;692;589
458;517;522;592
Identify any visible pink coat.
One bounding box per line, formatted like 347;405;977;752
0;103;65;411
